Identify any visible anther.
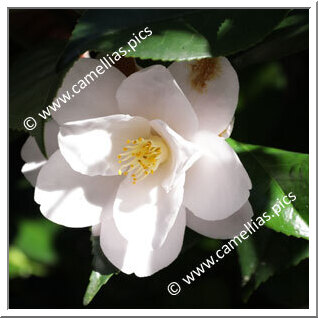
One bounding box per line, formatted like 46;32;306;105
117;135;168;184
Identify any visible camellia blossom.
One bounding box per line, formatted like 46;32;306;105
21;56;253;277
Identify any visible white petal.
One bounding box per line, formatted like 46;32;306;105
44;119;60;156
150;119;201;192
116;65;199;139
100;206;186;277
219;117;235;139
169;57;239;135
187;201;253;239
58;115;151;176
35;150;121;228
21;137;46;187
21;119;59;186
113;170;185;250
81;51;91;58
183;131;251;221
91;224;101;236
52;59;125;125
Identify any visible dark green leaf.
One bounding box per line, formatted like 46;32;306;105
236;236;258;287
181;10;288;58
58;9;194;68
257;260;309;308
10;40;67;156
83;235;118;305
59;9;287;68
237;228;308;301
231;10;308;69
83;271;114;306
91;235;118;275
228;139;309;239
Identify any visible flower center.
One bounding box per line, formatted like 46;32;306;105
117;136;168;184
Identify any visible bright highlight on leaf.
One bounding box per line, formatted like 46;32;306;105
83;271;114;306
228;139;309;240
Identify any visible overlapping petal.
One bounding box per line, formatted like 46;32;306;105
91;223;101;236
52;59;126;125
169;57;239;135
110;118;200;250
183;131;251;221
100;206;186;277
116;65;199;139
219;117;235;139
35;150;122;227
21;119;59;186
113;171;185;250
150;119;200;192
187;200;253;239
58;115;151;176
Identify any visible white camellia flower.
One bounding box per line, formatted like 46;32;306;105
21;57;253;277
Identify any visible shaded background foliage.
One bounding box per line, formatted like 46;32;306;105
9;9;309;308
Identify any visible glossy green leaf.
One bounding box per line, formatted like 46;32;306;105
10;41;67;156
236;228;308;301
83;235;118;305
228;139;309;239
83;271;114;306
57;9;193;68
236;236;258;287
58;9;287;68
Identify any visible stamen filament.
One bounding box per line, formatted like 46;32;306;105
117;135;168;184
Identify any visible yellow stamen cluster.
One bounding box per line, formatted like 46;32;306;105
117;136;168;184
